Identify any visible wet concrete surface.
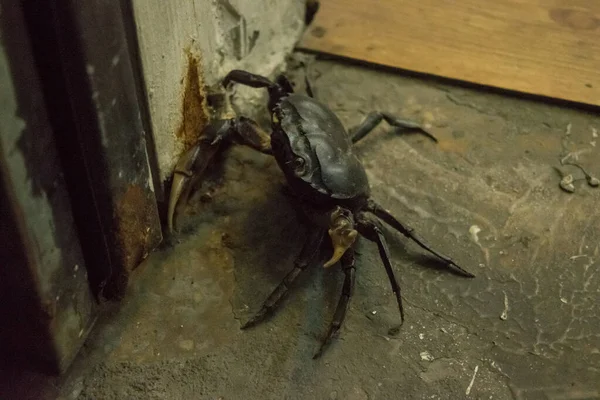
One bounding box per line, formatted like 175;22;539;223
8;55;600;399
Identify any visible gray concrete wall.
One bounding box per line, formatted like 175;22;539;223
131;0;305;186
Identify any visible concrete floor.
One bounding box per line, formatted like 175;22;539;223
9;55;600;399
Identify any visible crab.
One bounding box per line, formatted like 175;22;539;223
168;70;474;358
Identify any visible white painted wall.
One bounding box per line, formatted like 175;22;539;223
131;0;305;186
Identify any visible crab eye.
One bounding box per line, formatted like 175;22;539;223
293;156;306;175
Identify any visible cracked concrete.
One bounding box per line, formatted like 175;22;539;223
5;54;600;400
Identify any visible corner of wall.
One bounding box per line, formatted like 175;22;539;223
132;0;306;186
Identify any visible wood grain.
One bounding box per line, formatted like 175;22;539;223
299;0;600;106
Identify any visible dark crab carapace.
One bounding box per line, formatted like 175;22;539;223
168;70;474;358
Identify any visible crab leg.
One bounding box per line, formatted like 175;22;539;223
366;200;474;278
313;248;356;359
356;214;405;324
350;111;437;144
241;228;325;329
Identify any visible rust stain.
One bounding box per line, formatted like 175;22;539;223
110;184;161;297
438;137;469;156
177;52;210;152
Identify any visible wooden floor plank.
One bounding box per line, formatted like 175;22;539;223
299;0;600;106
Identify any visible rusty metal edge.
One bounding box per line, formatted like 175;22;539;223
22;0;163;300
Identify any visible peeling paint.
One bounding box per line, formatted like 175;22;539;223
1;44;61;297
0;18;96;372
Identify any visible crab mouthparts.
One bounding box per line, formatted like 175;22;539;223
323;208;358;268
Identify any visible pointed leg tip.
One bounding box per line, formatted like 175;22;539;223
312;345;326;359
449;262;475;278
240;313;266;330
389;317;406;335
240;319;255;330
418;128;438;143
388;326;401;336
240;322;252;330
456;266;475;278
167;220;179;235
314;336;334;359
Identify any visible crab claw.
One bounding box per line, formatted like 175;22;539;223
167;145;202;233
167;118;234;233
323;207;358;268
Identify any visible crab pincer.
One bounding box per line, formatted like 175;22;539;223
167;120;232;233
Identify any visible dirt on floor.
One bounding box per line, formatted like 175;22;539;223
6;54;600;400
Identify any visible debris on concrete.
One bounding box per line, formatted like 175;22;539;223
556;122;599;193
468;225;481;244
499;292;509;321
465;365;479;396
559;173;576;193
